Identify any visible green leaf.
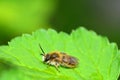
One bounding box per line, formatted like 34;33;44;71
0;27;119;80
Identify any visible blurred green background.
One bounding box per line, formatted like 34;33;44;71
0;0;120;48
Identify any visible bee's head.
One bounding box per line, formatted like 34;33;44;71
39;44;50;62
42;54;51;62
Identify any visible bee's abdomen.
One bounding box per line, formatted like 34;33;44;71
62;55;78;68
62;56;68;63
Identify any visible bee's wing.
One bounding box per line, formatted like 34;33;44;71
69;56;79;65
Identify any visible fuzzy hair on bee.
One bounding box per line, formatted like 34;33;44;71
39;44;79;72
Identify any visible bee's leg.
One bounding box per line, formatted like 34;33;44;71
55;66;60;72
45;61;51;68
55;62;60;72
46;64;51;68
47;62;52;68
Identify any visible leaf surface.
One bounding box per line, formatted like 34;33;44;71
0;27;119;80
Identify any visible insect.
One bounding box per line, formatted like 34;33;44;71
39;44;79;72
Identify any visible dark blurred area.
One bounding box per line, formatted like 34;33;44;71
51;0;120;48
0;0;120;48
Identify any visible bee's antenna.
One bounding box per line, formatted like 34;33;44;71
39;44;45;55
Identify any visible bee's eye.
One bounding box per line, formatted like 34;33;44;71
44;54;50;62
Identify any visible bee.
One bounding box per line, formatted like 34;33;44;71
39;45;79;72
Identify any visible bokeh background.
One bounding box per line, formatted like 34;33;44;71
0;0;120;48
